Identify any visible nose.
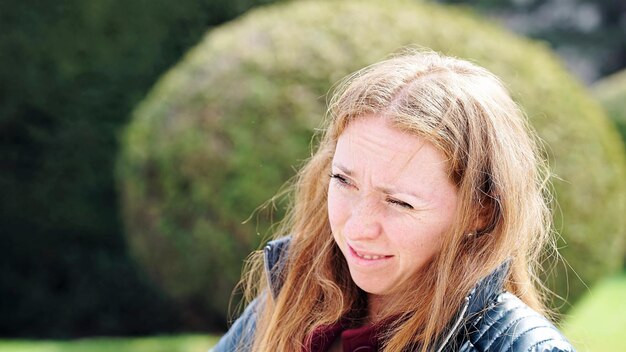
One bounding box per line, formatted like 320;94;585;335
342;196;382;241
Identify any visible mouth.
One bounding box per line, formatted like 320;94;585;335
348;245;393;261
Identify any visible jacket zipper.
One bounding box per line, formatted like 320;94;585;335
435;296;470;352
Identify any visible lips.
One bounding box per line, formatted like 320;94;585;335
349;244;393;261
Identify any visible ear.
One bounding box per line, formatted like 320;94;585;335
473;195;498;236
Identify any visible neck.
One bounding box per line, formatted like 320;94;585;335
366;293;387;324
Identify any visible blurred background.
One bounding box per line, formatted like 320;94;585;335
1;0;625;351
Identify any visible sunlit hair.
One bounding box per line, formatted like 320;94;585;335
240;49;554;351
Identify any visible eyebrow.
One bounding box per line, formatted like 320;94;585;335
332;162;353;176
331;162;428;201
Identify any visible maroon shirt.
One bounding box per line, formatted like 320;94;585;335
305;319;387;352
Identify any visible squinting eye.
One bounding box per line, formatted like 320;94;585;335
329;173;351;187
387;197;414;210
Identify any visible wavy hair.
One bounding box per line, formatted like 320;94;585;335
241;49;554;351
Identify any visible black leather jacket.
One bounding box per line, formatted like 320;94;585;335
212;237;575;351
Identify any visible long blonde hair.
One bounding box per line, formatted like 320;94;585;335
242;49;553;351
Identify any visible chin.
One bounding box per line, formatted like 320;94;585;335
349;273;393;296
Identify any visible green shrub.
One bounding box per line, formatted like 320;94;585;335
118;0;626;324
0;0;284;336
592;69;626;146
591;69;626;263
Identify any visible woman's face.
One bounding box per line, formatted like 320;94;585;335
328;115;458;300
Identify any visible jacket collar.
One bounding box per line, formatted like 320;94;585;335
434;259;510;351
263;236;291;299
263;236;510;349
465;259;510;318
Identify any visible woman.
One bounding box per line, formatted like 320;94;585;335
212;50;575;351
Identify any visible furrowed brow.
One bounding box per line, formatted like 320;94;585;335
331;162;353;176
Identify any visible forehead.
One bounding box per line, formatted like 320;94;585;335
333;115;454;191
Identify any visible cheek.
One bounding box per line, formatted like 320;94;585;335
327;187;346;234
390;219;447;257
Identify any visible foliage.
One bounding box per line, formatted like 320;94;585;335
0;334;219;352
0;0;280;337
591;69;626;262
435;0;626;81
592;69;626;145
118;0;626;326
560;271;626;351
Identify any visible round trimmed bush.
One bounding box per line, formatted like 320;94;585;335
117;0;626;324
592;69;626;261
593;69;626;146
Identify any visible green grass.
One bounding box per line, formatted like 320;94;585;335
0;334;219;352
561;271;626;351
2;273;625;352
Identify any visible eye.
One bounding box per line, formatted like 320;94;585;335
329;173;352;188
386;197;414;210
